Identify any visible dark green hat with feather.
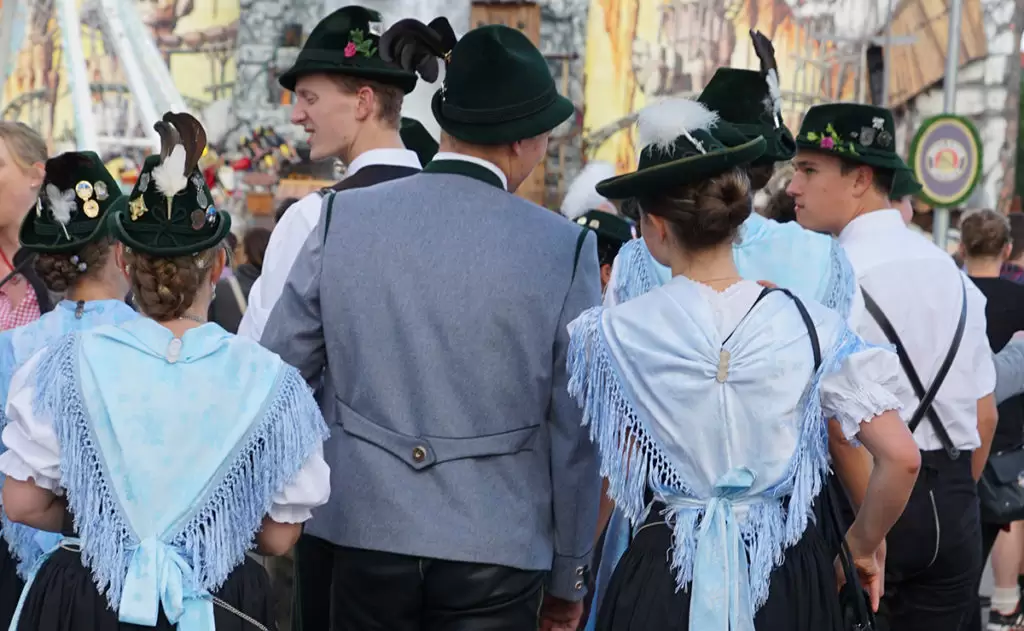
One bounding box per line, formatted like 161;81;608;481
21;151;125;254
109;112;231;257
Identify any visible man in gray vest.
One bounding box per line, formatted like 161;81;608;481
261;19;602;631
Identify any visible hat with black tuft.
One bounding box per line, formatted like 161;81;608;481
21;152;126;254
596;98;766;200
279;5;418;94
109;112;231;257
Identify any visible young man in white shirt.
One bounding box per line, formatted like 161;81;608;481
238;4;425;343
788;102;998;631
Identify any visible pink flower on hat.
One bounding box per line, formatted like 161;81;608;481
820;137;835;150
344;42;357;58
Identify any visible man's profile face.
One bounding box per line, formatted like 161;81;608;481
787;149;856;235
290;74;360;161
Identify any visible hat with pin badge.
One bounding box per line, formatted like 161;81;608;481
20;151;125;254
109;112;231;257
795;102;910;173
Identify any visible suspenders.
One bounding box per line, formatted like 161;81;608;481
861;280;968;459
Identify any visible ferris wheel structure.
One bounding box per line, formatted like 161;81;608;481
0;0;188;153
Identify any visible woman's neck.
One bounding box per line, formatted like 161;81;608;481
64;276;126;303
0;224;20;267
965;257;1004;279
670;243;741;291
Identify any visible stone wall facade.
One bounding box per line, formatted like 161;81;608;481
892;0;1022;213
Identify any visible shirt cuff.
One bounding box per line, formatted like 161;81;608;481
547;552;592;601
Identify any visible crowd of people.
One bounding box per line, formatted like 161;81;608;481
0;4;1023;631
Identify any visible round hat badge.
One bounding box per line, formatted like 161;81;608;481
908;114;982;207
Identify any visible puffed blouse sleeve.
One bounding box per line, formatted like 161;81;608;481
0;350;330;523
820;344;907;441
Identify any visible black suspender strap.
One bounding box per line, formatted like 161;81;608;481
571;227;588;283
321;192;338;245
861;280;967;459
723;287;822;371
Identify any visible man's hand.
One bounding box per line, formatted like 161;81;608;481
756;280;779;289
835;535;885;613
540;595;584;631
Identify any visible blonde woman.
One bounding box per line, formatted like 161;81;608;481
0;113;329;631
0;122;51;327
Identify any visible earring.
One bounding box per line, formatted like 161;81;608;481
211;282;217;301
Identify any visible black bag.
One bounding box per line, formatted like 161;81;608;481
979;447;1024;524
825;479;878;631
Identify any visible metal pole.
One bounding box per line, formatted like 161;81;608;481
933;0;964;250
881;0;895;106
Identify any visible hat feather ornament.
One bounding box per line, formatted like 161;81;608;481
379;17;458;82
152;120;188;220
44;183;75;240
750;30;782;128
560;161;618;221
637;98;719;156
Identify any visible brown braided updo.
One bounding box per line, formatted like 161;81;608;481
124;248;217;321
639;167;752;251
34;237;114;293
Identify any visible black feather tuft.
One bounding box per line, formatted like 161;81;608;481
43;153;96;190
749;30;777;75
380;18;458;83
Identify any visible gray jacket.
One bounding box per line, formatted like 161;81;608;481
261;170;602;600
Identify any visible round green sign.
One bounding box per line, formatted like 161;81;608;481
908;114;983;208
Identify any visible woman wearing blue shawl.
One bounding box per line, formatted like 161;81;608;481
0;151;138;626
586;44;862;627
570;97;921;630
0;113;330;631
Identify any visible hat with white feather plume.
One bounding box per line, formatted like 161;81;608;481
696;30;796;164
21;151;125;254
595;98;765;200
110;112;231;257
561;161;633;254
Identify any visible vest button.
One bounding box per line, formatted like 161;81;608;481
412;446;427;462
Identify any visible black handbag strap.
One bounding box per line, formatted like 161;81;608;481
825;475;875;629
861;280;967;459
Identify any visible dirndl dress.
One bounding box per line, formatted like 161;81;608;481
596;489;844;631
0;535;25;627
13;519;274;631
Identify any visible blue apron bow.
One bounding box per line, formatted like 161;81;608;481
665;467;758;631
119;537;215;631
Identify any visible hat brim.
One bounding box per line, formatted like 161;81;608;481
431;91;575;145
596;137;767;200
109;208;232;258
795;139;911;172
20;196;126;254
279;60;418;94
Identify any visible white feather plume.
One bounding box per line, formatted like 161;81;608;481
560;161;618;221
637;98;719;154
152;144;188;199
765;69;782;125
45;184;75;226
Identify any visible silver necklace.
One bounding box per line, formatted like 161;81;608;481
179;314;207;324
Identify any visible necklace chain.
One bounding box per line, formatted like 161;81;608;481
179;314;207;324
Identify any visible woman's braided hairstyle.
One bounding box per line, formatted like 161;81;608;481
33;237;114;293
124;248;217;320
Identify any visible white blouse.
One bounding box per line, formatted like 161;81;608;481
0;353;331;524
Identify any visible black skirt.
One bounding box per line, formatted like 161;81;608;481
595;491;843;631
0;534;26;629
14;547;274;631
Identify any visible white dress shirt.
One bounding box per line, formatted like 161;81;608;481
238;148;422;341
839;209;996;451
430;151;509;190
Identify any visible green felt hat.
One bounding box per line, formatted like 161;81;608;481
110;113;231;257
795;103;910;172
430;25;574;145
596;99;766;200
574;210;633;244
279;6;417;94
698;68;795;164
890;169;922;200
21;152;125;254
400;117;438;166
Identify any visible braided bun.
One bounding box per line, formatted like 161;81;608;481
125;248;216;320
33;238;114;293
640;168;752;251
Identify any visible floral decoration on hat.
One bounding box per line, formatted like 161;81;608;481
345;29;377;59
802;123;858;156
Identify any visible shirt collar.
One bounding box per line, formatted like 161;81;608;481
431;152;509;191
837;209;905;247
346;148;422;177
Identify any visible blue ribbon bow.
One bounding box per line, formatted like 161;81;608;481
119;537;215;630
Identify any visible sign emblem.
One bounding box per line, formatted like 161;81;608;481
908;115;982;208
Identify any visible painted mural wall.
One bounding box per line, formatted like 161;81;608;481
1;0;239;152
